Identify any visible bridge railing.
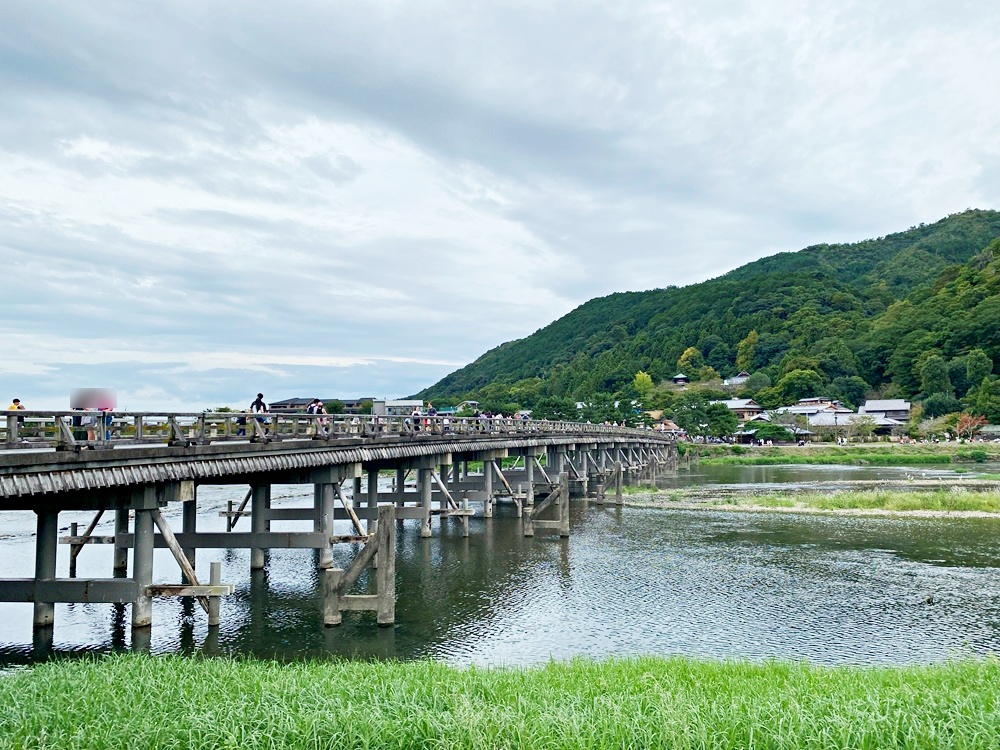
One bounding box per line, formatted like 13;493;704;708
2;411;672;451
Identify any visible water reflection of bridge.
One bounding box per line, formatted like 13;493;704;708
0;411;677;646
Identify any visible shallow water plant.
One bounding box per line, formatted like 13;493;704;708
697;443;1000;467
2;654;1000;749
724;489;1000;513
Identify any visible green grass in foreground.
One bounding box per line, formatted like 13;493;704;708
2;655;1000;749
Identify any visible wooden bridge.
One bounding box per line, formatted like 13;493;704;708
0;410;677;643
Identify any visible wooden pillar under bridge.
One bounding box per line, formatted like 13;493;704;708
559;472;570;537
440;462;451;513
33;510;58;628
168;481;197;580
395;467;406;508
250;484;268;570
524;451;535;507
615;461;624;505
131;486;158;629
113;508;129;574
367;469;379;535
483;458;494;518
419;468;432;538
318;482;336;569
313;484;322;532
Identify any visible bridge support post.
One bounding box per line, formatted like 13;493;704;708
250;484;268;570
173;483;197;580
324;506;396;627
32;510;58;628
419;468;432;537
367;469;379;535
559;472;570;537
113;509;129;574
318;482;336;569
131;486;158;629
615;461;624;505
524;451;534;508
395;467;406;508
313;484;322;532
483;459;494;518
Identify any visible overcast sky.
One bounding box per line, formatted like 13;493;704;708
2;1;998;411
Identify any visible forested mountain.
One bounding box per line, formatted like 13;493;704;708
417;210;1000;419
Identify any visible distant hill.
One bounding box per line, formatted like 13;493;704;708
417;209;1000;412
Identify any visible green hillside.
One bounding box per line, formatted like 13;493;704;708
418;210;1000;422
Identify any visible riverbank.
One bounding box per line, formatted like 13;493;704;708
624;486;1000;517
690;443;1000;466
2;654;999;749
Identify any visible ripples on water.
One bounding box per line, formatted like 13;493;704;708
2;474;1000;667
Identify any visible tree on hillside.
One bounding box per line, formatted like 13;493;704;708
970;377;1000;422
531;396;578;421
705;403;738;437
922;392;961;418
676;347;704;378
828;376;869;410
735;330;758;372
920;354;953;398
813;338;861;380
580;393;634;424
738;372;771;397
779;353;824;379
774;369;825;403
632;371;654;404
670;392;736;438
700;335;733;374
948;356;971;398
966;349;994;391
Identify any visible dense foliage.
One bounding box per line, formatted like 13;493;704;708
418;210;1000;426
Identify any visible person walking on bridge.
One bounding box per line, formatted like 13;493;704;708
250;393;269;434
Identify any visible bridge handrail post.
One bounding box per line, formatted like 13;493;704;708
5;413;19;446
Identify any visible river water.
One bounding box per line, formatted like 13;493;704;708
2;463;999;667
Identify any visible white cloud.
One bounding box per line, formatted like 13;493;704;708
1;0;998;409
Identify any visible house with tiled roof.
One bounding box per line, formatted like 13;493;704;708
859;399;911;422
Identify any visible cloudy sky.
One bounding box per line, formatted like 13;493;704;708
2;1;998;411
